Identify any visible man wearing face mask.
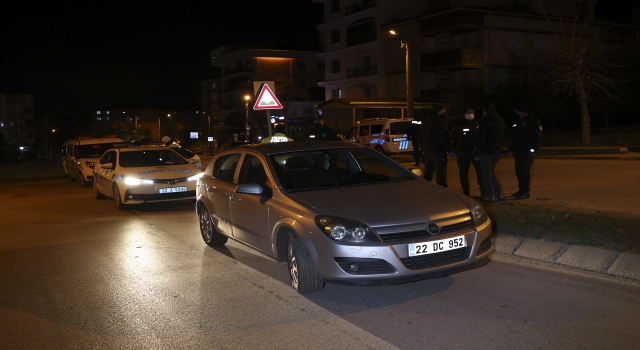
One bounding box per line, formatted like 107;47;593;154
451;108;484;197
508;104;542;200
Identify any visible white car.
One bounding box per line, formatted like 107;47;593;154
92;145;203;209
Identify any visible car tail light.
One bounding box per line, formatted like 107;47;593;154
85;161;95;169
383;128;390;142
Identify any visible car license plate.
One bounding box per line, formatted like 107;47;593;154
408;235;466;256
159;186;187;194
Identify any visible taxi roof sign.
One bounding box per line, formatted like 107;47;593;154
253;83;283;110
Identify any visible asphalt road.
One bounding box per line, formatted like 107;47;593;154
1;175;639;349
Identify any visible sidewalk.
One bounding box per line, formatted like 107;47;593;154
400;145;640;284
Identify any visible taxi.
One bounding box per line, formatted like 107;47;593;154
93;144;203;209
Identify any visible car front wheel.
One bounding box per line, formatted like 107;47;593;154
198;205;228;246
113;184;128;210
287;233;324;294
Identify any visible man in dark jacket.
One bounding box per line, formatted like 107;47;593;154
451;108;483;197
314;118;341;141
407;113;423;166
474;103;506;202
420;104;453;187
508;104;542;200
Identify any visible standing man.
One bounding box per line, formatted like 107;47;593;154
314;118;341;141
474;103;506;202
451;108;484;197
407;112;423;166
508;104;542;200
421;104;453;187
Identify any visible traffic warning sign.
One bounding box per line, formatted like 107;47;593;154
253;83;283;110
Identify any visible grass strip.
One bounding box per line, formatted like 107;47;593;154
483;203;640;254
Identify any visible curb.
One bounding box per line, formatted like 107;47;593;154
495;232;640;282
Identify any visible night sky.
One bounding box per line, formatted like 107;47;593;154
1;0;636;117
1;1;322;116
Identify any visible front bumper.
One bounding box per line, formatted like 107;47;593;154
308;219;493;286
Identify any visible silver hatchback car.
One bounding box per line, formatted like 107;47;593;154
196;141;492;293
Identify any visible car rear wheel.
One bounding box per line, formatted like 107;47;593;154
374;145;387;155
198;205;227;246
93;179;105;199
287;233;324;294
113;184;129;210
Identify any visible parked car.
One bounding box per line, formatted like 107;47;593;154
93;145;203;209
343;118;414;155
63;137;124;186
195;141;492;293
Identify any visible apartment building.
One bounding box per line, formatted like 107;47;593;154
0;93;34;146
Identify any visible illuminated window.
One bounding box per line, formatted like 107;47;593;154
97;117;102;121
332;89;342;98
106;111;110;114
97;111;101;114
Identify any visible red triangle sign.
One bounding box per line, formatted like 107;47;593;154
253;83;283;110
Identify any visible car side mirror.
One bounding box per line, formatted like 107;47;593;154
235;183;263;195
102;163;114;170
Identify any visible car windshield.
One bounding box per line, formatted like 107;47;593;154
77;144;116;158
119;149;188;167
270;148;416;193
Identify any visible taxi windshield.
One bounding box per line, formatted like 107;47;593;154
119;150;188;167
270;148;416;193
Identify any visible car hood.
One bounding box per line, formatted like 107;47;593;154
121;165;201;179
288;180;471;227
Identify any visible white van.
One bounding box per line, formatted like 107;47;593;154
343;118;413;155
63;137;123;186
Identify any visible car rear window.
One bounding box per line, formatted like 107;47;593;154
119;150;188;167
390;121;411;135
77;144;116;158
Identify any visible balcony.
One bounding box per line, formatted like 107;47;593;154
345;0;377;16
421;48;484;71
347;65;378;78
223;66;252;76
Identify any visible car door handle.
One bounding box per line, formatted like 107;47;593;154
230;195;240;203
206;185;214;193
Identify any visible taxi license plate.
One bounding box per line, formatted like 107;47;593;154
408;235;466;256
159;186;187;194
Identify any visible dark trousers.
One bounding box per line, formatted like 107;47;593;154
514;154;535;194
423;152;448;187
457;150;484;195
412;141;421;165
479;153;502;197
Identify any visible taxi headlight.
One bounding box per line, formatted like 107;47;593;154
187;172;204;181
469;199;489;227
314;215;381;244
124;177;141;185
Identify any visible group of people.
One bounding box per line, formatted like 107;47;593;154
409;103;542;202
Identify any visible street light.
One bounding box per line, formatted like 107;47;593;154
390;24;415;121
244;94;251;142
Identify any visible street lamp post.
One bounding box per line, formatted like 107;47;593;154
244;95;251;142
390;23;416;121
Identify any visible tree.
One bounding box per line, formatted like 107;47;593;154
533;2;637;144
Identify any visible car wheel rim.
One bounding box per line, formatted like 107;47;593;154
199;210;212;242
287;240;299;290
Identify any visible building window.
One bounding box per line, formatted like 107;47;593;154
106;111;110;114
96;117;102;121
106;117;110;121
332;89;342;98
331;60;341;73
346;17;377;47
297;62;306;70
331;0;340;14
97;111;101;114
331;29;340;44
212;82;216;89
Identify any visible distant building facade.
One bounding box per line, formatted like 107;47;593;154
0;93;34;148
91;108;202;141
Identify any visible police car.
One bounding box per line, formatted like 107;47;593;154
343;118;414;155
92;144;203;209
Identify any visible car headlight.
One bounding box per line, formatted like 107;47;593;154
314;215;382;244
469;199;489;227
124;177;142;185
187;172;204;181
